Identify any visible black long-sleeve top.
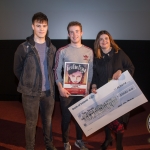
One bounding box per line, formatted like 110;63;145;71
92;49;135;124
92;49;135;89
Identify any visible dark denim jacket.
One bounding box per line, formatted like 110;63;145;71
14;35;56;96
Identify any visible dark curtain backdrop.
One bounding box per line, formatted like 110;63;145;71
0;40;149;101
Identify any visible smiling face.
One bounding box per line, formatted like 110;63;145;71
68;71;83;84
68;25;83;45
32;20;48;40
99;34;111;51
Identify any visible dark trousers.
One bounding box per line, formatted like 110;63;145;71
22;90;55;150
60;96;83;143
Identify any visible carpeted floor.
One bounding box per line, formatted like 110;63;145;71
0;101;150;150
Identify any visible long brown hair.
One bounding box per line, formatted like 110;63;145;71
94;30;121;59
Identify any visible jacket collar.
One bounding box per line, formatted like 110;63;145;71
26;34;51;47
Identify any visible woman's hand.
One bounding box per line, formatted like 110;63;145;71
91;84;97;94
112;70;122;80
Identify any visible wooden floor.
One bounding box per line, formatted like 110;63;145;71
0;101;150;150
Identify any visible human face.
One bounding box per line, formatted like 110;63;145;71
32;20;48;40
99;34;111;51
68;71;83;84
68;26;83;45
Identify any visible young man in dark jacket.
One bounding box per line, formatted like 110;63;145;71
14;12;57;150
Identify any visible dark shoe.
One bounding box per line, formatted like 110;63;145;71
100;138;113;150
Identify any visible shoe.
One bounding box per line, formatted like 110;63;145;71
100;138;113;150
64;142;71;150
75;140;89;150
45;144;57;150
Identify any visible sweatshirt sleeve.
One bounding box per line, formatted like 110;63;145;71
54;48;64;84
88;50;94;83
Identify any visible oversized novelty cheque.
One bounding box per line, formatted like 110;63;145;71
63;62;89;96
68;70;148;136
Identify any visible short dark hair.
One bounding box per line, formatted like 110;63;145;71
67;21;82;33
32;12;48;24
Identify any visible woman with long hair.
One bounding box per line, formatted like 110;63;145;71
91;30;135;150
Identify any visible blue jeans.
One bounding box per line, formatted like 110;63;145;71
60;96;83;143
22;90;55;150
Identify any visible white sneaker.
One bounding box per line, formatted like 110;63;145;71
64;142;71;150
75;140;88;150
